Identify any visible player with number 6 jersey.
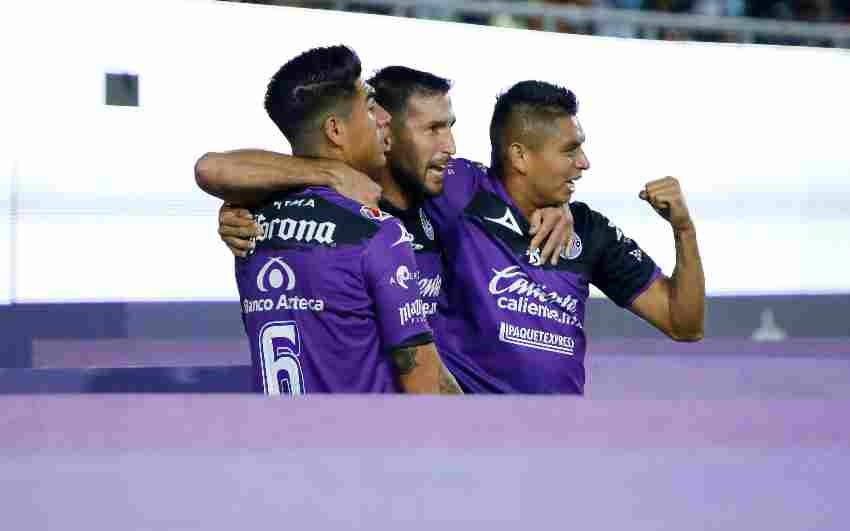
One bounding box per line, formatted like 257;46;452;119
233;45;461;395
238;189;433;394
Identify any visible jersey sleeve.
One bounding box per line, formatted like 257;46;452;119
584;206;662;307
424;158;486;237
362;218;434;351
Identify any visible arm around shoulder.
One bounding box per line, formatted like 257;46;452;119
194;149;333;206
194;149;379;207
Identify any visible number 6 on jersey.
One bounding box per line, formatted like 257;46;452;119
259;321;305;396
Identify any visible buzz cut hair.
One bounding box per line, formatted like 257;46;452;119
489;80;579;177
264;45;362;154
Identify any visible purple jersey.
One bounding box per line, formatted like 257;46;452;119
425;159;660;394
236;187;432;395
378;199;444;326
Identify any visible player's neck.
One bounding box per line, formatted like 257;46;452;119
300;144;350;170
379;168;412;211
502;172;536;220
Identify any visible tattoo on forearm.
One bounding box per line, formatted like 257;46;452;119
391;346;419;375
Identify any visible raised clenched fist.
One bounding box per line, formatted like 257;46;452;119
639;177;694;232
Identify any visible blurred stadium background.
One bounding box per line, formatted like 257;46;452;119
233;0;850;47
1;0;848;528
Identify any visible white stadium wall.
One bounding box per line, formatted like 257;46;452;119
0;94;15;305
2;0;849;303
0;164;10;306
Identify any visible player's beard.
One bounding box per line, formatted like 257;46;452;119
389;158;431;208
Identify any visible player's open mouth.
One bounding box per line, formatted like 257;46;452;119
428;165;446;176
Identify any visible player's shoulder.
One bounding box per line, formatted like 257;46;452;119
568;202;616;253
359;203;398;225
314;189;410;249
568;201;592;220
447;158;491;189
432;157;490;208
254;187;391;248
368;214;415;251
448;157;489;175
570;201;607;228
570;201;634;253
571;201;622;242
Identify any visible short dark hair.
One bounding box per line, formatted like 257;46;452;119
264;45;362;154
489;80;579;177
367;66;451;120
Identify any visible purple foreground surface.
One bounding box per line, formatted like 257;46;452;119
30;337;850;368
25;337;850;398
2;395;849;530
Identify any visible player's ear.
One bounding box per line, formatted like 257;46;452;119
508;142;530;175
322;114;346;148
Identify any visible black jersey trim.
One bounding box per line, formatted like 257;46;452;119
385;332;434;353
379;199;440;253
464;191;588;273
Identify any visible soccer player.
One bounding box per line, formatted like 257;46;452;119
352;66;569;325
228;45;460;394
347;66;459;327
422;80;705;393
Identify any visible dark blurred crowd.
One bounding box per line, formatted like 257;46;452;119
538;0;850;45
228;1;850;47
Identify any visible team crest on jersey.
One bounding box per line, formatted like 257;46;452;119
360;206;392;221
419;208;435;241
559;233;583;260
